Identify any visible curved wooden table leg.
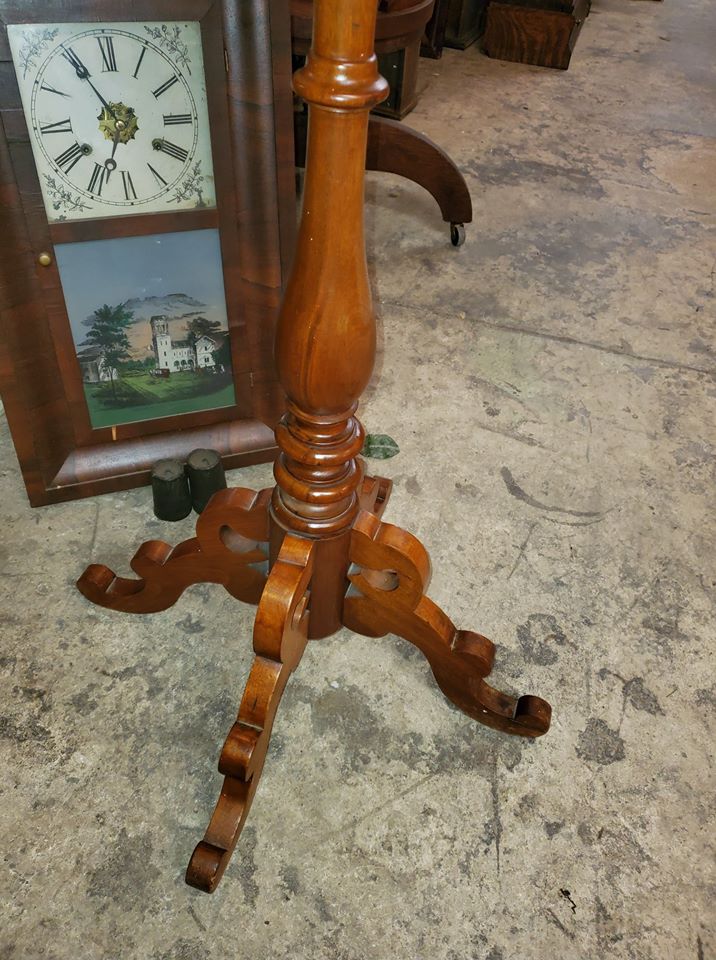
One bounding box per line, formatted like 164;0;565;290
365;116;473;227
185;534;314;893
343;512;551;737
294;112;473;229
77;487;272;614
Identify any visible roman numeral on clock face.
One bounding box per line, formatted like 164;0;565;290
54;141;84;174
132;45;147;79
39;118;73;135
154;139;188;162
40;82;70;98
87;162;107;196
152;75;179;99
97;35;117;72
147;162;168;188
163;113;193;126
121;170;137;200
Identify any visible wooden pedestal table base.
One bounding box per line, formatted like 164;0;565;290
78;474;550;893
77;0;551;894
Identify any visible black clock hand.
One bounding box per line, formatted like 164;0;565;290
104;133;120;176
61;45;90;78
61;45;118;121
86;77;118;121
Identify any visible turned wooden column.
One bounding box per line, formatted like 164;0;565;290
270;0;390;638
77;0;552;895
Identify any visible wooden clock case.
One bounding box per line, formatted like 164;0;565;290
0;0;295;506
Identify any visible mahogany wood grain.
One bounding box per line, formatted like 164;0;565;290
269;0;390;636
291;0;471;234
344;511;551;736
77;0;552;893
290;0;435;51
46;419;275;506
48;207;220;245
366;115;472;225
185;534;314;892
444;0;489;50
421;0;451;58
0;0;295;505
294;111;473;229
484;0;589;69
291;0;435;120
78;486;272;612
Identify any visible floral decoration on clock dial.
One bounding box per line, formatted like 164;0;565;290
8;22;217;222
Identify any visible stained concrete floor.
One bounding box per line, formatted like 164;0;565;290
2;1;715;957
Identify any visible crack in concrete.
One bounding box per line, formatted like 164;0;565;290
544;516;606;527
313;772;438;853
501;467;604;518
480;319;716;377
384;298;716;377
491;745;503;878
475;421;545;449
506;523;537;581
187;904;206;933
545;907;576;940
88;500;101;561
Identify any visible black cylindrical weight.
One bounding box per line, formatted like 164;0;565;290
151;459;192;521
186;448;227;513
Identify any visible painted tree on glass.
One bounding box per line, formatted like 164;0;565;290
82;303;133;398
186;316;223;344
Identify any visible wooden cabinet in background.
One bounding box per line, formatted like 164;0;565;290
484;0;590;69
444;0;489;50
291;0;435;119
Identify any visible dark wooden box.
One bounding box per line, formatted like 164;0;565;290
375;44;421;118
292;0;434;120
444;0;489;49
484;0;590;69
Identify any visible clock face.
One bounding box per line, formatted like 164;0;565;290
8;21;217;222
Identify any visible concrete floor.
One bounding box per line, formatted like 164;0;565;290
1;0;715;957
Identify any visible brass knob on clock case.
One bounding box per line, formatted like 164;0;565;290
38;252;52;267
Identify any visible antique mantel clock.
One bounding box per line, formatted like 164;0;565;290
12;21;218;219
0;1;295;506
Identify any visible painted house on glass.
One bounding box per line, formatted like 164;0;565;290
77;344;116;384
150;315;218;373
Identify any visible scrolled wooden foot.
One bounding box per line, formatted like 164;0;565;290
185;534;314;892
343;511;551;737
358;471;393;519
77;487;272;614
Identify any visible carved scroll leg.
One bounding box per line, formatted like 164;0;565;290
358;470;393;519
77;487;272;614
185;534;314;893
343;512;551;738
